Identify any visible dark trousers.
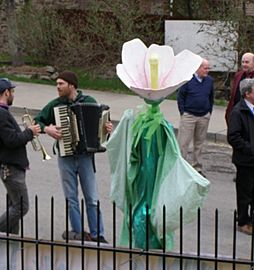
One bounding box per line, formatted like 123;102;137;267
0;165;29;234
235;165;254;226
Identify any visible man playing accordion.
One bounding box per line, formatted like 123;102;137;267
34;71;112;243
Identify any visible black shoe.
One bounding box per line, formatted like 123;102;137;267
91;235;108;243
62;230;91;241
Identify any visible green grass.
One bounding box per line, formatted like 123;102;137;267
0;54;12;62
0;70;133;94
0;73;56;85
214;99;227;106
77;73;132;94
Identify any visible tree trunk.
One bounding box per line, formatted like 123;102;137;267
4;0;24;66
186;0;193;18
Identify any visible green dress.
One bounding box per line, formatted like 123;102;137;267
107;104;210;250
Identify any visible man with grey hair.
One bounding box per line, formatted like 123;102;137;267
225;52;254;125
177;58;214;177
227;78;254;235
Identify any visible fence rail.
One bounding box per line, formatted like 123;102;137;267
0;195;254;269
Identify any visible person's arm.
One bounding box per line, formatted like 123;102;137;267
225;72;242;125
177;83;187;115
0;111;40;148
34;101;61;140
209;80;214;114
34;102;54;132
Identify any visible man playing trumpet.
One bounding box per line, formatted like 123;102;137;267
0;78;41;234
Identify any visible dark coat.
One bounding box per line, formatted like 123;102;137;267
227;98;254;167
0;105;33;169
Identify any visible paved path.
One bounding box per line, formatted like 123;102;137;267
11;81;228;142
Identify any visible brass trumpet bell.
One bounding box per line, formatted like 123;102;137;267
22;108;51;161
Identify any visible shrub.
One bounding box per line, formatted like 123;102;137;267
16;1;164;77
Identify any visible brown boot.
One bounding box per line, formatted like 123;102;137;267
237;224;253;235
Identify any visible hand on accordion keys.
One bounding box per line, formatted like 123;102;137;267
44;124;62;140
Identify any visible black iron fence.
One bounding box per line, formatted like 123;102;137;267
0;195;254;270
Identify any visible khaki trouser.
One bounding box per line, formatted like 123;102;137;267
177;112;210;172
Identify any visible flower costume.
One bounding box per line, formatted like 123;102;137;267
107;38;210;249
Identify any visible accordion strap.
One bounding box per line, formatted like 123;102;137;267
76;95;89;103
52;141;58;155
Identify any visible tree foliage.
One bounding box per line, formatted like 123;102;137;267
173;0;254;66
15;1;164;76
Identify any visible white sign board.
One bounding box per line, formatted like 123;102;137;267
165;20;238;72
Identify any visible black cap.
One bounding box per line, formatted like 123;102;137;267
0;78;16;93
57;71;78;88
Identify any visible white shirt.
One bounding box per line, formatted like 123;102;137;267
194;73;203;83
244;99;254;114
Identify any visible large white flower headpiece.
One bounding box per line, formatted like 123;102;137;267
116;38;202;101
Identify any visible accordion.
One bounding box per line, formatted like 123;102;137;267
54;103;110;157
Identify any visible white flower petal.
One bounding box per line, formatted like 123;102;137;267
130;84;184;101
117;38;203;101
121;38;148;88
164;50;202;86
116;64;135;89
145;44;175;88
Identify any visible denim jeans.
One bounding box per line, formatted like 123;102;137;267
57;153;104;238
0;164;29;234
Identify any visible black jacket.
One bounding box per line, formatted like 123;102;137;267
0;105;33;169
227;98;254;167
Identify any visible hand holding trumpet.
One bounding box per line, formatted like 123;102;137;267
28;124;41;136
22;108;51;161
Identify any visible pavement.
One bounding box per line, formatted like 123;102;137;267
11;81;228;143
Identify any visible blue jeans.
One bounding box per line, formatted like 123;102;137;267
57;153;104;238
0;165;29;234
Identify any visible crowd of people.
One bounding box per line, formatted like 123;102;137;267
0;52;254;242
176;53;254;236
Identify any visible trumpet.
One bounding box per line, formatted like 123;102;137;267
22;108;51;161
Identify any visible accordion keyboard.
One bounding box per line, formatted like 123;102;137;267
54;105;74;156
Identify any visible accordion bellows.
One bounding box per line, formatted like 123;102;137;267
54;103;110;156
